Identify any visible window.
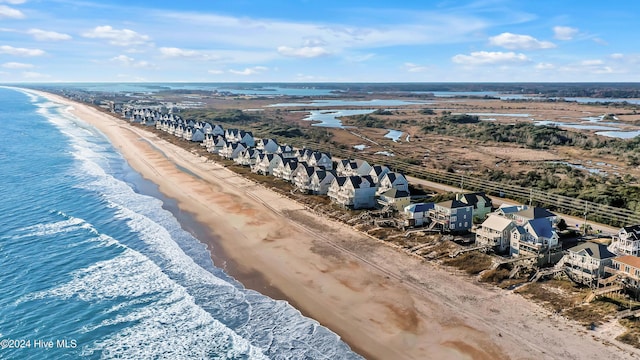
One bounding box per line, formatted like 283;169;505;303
464;222;468;228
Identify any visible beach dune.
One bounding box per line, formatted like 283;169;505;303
36;90;640;360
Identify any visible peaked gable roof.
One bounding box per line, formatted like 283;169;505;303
381;188;410;199
480;215;514;231
525;218;555;239
568;242;616;260
437;199;472;209
458;192;493;207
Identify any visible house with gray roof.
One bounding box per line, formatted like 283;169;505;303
475;215;515;253
403;203;434;227
428;199;473;232
564;242;617;286
377;188;411;212
510;218;560;260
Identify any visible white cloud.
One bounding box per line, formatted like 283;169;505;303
82;25;151;47
277;46;330;58
489;32;555;50
22;71;50;79
229;66;268;75
27;29;72;41
159;47;222;61
581;59;603;66
593;37;608;46
111;55;155;68
0;45;44;56
2;61;33;69
610;53;624;59
452;51;530;65
0;5;24;19
553;26;578;40
403;62;429;72
0;1;27;4
535;62;554;70
208;69;224;74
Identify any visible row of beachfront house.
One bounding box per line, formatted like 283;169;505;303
143;110;410;210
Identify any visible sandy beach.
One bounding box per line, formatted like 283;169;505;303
34;89;640;360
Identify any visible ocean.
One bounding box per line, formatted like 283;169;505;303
0;87;362;359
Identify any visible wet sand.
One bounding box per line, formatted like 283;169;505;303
31;89;640;360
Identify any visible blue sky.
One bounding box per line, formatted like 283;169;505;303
0;0;638;82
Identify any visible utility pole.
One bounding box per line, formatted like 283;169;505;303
583;202;588;236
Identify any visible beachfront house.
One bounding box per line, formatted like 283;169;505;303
235;148;261;166
276;145;296;159
497;205;556;226
256;138;279;154
174;124;185;138
377;188;411;212
336;159;372;177
308;169;336;195
609;225;640;257
608;256;640;290
376;172;409;195
327;175;378;209
456;192;493;220
510;218;560;258
428;200;473;232
273;158;299;180
292;164;315;192
252;153;282;175
475;215;516;253
184;127;205;142
208;137;227;154
368;165;390;185
564;242;616;286
404;203;434;227
219;142;246;160
307;151;333;170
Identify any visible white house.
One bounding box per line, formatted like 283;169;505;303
475;215;515;253
273;158;298;180
609;225;640;257
403;203;434;227
235;148;261;166
564;242;616;286
377;172;409;195
293;164;315;191
219;142;246;160
336;159;372;177
252;154;282;175
276;145;296;159
510;218;559;257
368;165;390;185
327;175;378;209
308;169;336;195
307;151;333;170
256;138;279;154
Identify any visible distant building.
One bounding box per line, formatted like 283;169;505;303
609;225;640;257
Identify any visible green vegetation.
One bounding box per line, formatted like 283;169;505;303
181;109;262;124
342;114;387;128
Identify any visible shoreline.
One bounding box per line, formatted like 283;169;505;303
30;88;640;360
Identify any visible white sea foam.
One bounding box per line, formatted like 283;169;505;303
12;215;96;239
43;249;269;359
20;89;363;359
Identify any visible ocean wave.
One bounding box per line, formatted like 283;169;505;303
13;88;362;359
